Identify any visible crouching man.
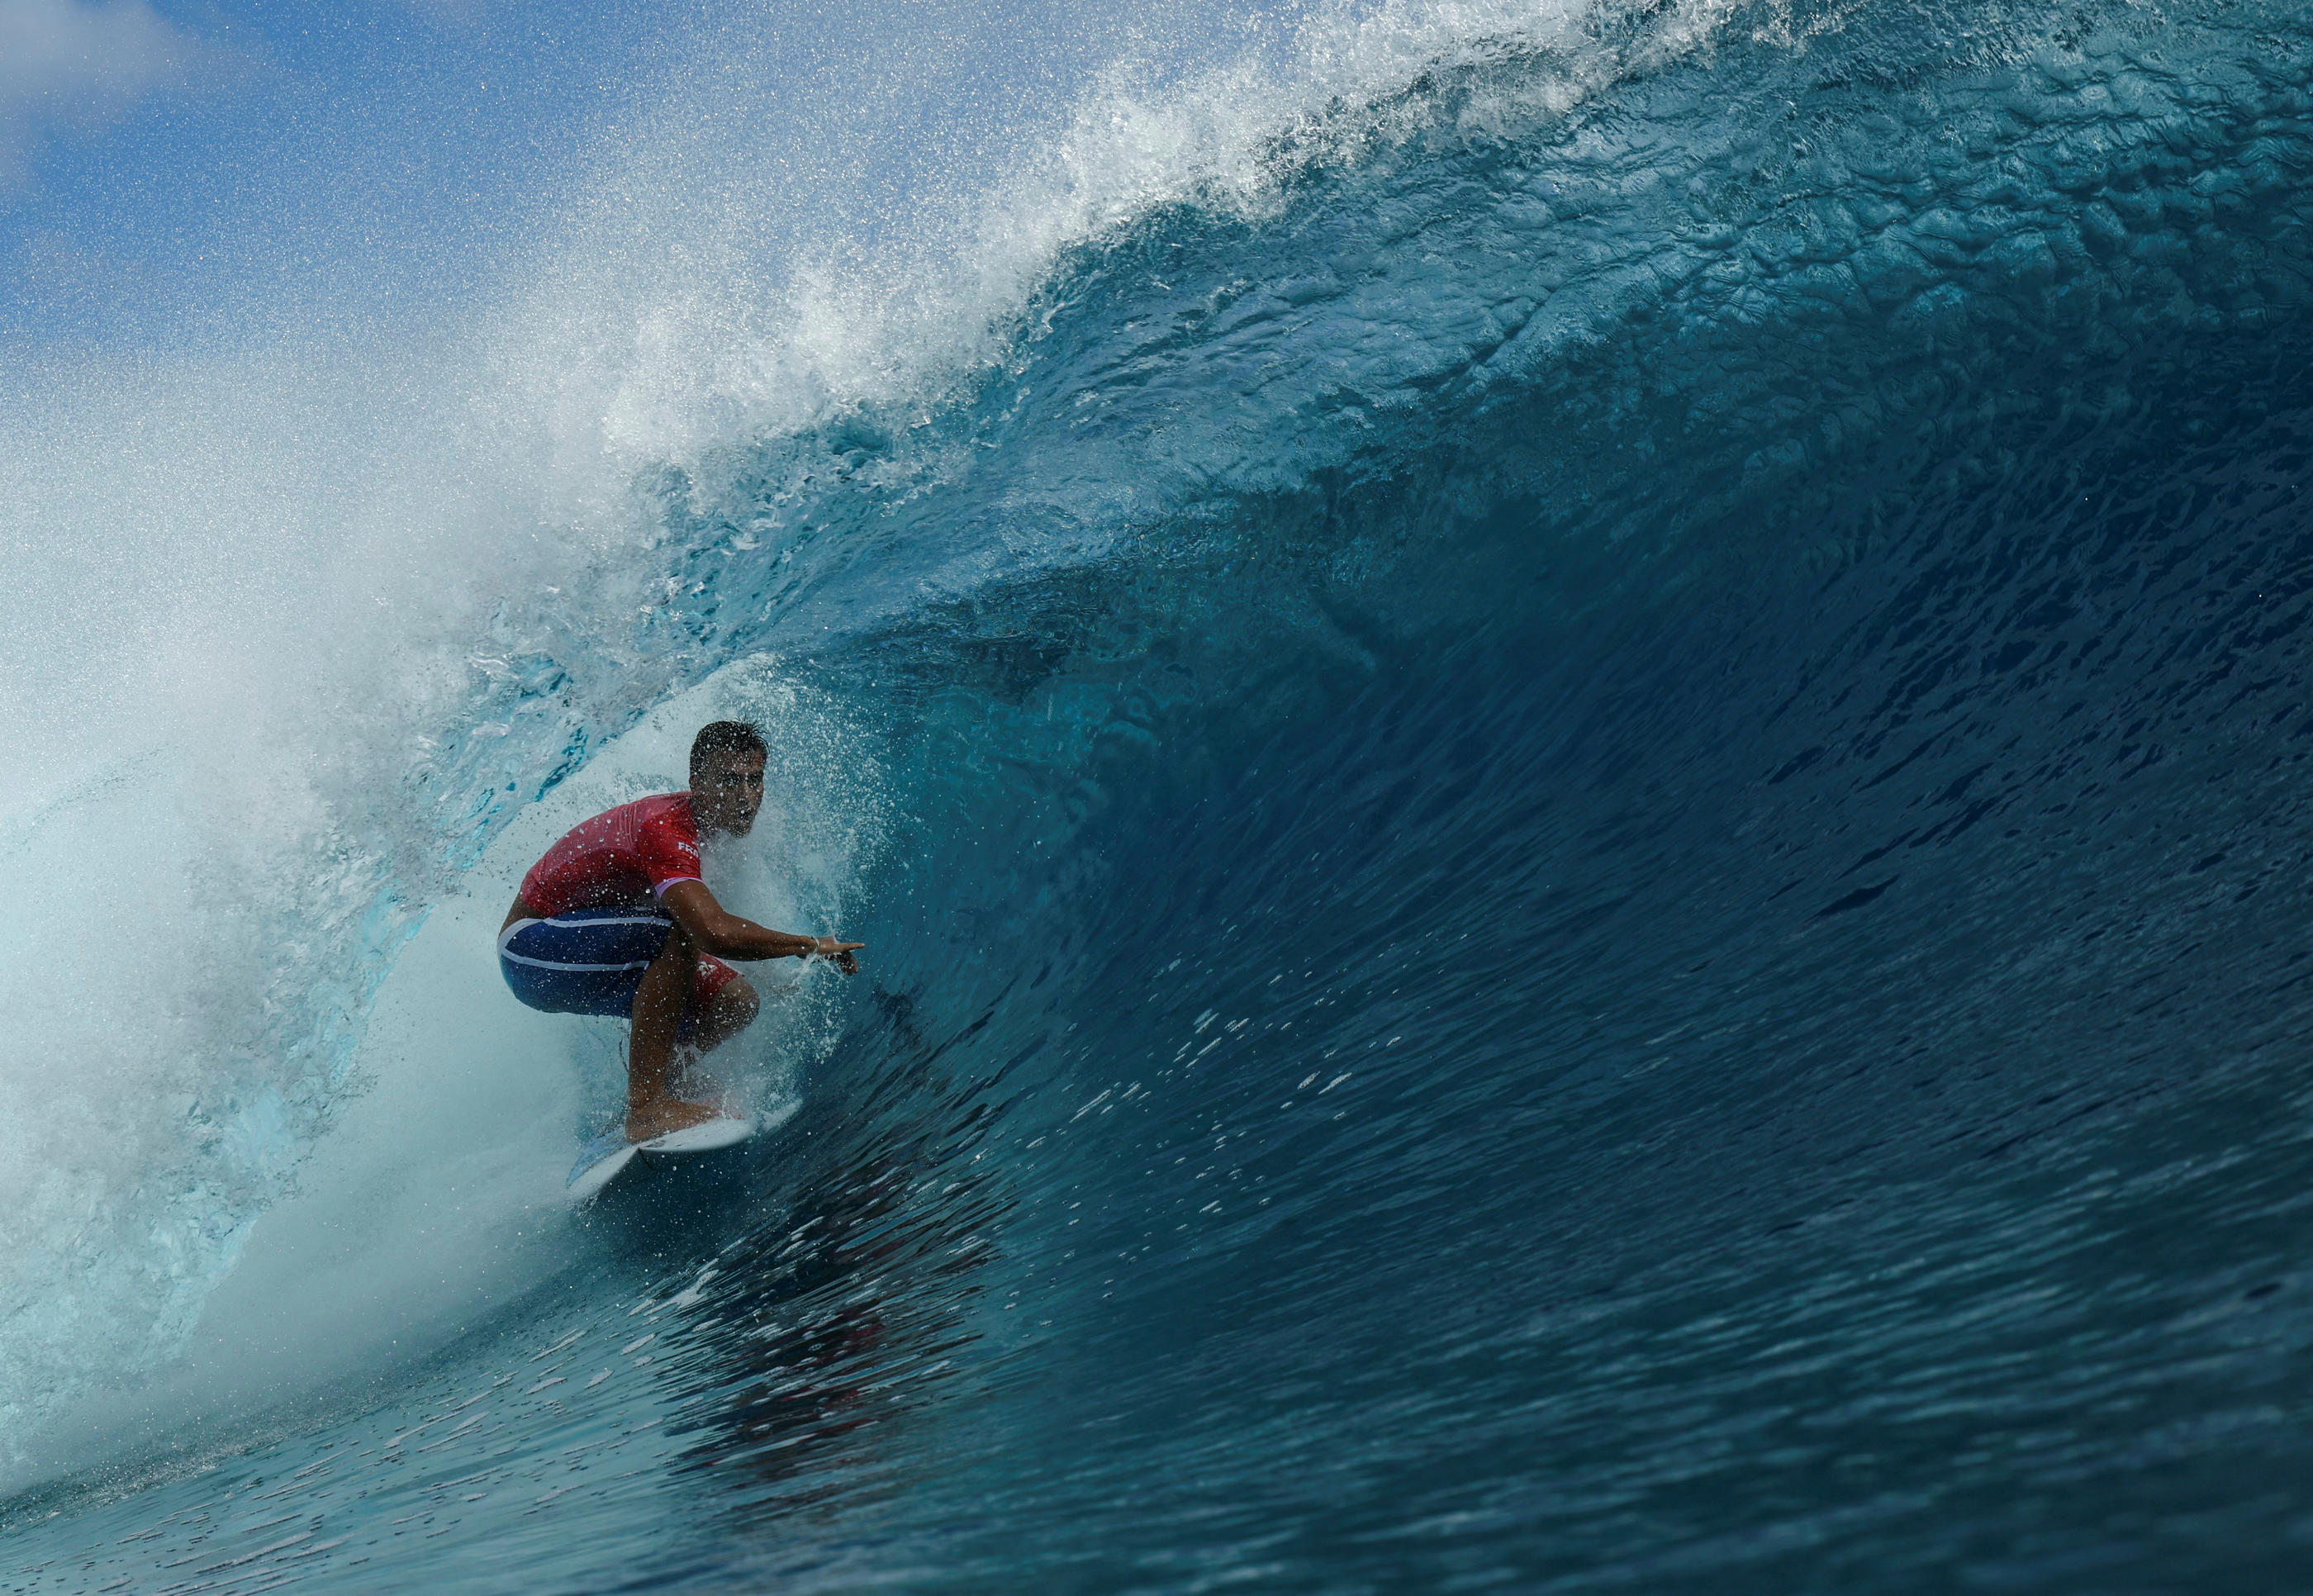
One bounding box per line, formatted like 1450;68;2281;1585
497;720;862;1140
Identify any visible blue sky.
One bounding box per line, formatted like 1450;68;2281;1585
1;0;1270;351
2;1;677;344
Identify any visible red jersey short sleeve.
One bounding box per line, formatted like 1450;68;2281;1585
629;801;703;894
519;794;705;916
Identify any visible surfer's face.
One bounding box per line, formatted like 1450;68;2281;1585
692;752;767;836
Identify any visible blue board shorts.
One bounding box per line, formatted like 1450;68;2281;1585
498;908;739;1026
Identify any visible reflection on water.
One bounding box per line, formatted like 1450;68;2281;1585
660;989;1014;1518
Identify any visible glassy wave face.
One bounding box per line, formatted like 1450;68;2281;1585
11;0;2313;1589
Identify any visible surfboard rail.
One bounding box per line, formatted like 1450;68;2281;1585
567;1116;757;1204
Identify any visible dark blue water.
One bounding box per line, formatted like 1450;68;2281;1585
10;0;2313;1589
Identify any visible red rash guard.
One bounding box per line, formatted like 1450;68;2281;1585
520;793;705;917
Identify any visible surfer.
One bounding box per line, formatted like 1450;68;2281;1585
496;720;863;1141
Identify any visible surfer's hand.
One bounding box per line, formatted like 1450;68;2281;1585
811;936;864;975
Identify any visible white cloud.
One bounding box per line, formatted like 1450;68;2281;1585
0;0;208;188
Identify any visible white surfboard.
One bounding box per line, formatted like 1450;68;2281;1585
566;1115;757;1205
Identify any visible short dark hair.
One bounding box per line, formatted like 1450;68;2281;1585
691;720;767;776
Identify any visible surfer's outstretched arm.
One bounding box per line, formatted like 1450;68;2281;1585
659;880;864;972
624;881;862;1141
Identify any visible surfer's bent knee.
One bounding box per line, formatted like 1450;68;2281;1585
724;977;760;1028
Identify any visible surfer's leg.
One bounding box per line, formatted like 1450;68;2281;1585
626;919;720;1141
683;977;759;1056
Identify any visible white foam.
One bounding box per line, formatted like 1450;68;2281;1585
490;0;1740;495
5;658;868;1484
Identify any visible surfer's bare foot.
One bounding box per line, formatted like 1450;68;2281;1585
626;1097;722;1142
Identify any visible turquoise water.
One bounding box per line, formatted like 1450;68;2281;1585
7;0;2313;1589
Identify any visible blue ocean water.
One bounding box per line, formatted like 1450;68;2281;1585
7;0;2313;1589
